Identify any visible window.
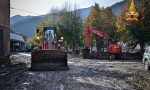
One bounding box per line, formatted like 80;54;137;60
0;29;3;53
44;29;55;41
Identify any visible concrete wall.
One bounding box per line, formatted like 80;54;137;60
0;0;10;64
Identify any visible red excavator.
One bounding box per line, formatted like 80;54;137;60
82;26;122;59
31;27;68;71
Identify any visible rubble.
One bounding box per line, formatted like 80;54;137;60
0;53;150;90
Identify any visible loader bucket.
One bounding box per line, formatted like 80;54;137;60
30;50;68;71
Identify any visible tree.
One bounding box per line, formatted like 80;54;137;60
99;7;116;39
86;3;101;51
27;13;53;46
86;3;101;27
96;7;116;52
142;0;150;44
115;1;132;43
115;0;150;53
135;0;150;52
125;0;150;53
86;3;116;52
57;3;83;53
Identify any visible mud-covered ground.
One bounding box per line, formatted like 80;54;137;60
0;53;150;90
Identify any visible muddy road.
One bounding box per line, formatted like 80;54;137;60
0;53;150;90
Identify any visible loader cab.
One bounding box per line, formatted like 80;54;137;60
42;27;57;49
43;27;56;41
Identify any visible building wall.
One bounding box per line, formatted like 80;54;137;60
0;0;10;65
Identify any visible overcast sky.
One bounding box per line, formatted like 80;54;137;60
10;0;123;17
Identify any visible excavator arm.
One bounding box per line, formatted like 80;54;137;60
85;26;110;48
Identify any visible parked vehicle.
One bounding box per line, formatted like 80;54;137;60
25;44;32;52
143;46;150;70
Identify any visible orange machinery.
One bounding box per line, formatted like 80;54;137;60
83;26;122;59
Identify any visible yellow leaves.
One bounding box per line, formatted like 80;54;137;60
27;18;48;46
116;17;125;32
115;15;130;42
86;4;101;26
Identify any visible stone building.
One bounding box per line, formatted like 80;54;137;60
0;0;10;65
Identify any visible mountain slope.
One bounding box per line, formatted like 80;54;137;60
111;0;128;16
76;6;93;20
11;16;43;39
10;15;32;25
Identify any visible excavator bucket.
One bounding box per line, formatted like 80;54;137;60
30;50;68;71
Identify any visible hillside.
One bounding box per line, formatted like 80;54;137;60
11;16;43;39
111;0;128;16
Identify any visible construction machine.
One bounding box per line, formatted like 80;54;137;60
30;27;68;71
82;26;122;59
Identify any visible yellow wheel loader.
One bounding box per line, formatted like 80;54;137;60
30;27;68;71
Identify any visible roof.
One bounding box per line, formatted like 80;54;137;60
10;33;25;43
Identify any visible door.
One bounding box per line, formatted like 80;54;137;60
0;29;3;54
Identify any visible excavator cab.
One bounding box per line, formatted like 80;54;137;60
30;27;68;71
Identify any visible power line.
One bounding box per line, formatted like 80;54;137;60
10;7;40;15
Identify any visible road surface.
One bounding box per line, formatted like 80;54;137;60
0;53;150;90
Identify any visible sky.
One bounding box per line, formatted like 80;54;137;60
10;0;123;17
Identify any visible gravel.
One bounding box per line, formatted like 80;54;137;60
0;53;150;90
